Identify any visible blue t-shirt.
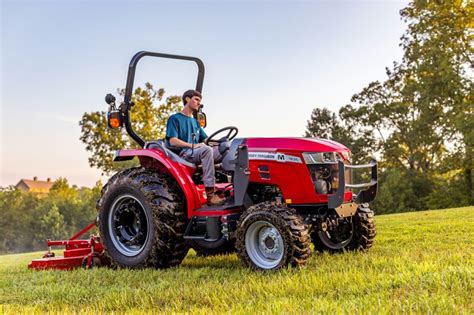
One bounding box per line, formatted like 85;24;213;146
166;113;207;152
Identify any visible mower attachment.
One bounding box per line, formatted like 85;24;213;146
28;223;109;270
328;159;377;215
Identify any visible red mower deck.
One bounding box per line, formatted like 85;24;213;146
28;223;109;270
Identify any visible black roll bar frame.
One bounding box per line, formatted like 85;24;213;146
121;51;205;148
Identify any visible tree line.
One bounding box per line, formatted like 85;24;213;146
0;179;101;254
305;1;473;213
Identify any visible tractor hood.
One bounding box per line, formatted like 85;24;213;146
245;137;350;153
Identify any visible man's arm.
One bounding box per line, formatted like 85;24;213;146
198;127;208;143
169;137;203;148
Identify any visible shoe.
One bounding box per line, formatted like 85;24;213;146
205;187;226;206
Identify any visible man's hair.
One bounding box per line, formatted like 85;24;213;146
182;89;202;105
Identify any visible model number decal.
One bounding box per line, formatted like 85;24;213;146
248;152;302;164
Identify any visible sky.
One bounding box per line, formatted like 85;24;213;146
0;0;408;188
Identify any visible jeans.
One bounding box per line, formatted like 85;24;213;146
180;145;222;187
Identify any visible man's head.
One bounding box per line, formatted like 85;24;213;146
182;89;202;112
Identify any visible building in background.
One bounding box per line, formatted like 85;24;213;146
15;177;55;193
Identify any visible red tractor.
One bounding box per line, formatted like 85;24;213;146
30;51;377;271
96;51;378;271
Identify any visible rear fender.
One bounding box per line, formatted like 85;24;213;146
114;149;199;216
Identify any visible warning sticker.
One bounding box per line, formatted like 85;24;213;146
248;152;303;164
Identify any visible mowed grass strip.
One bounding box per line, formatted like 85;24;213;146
0;206;473;314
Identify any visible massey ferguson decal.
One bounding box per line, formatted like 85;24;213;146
248;152;303;163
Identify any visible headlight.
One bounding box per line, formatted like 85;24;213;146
303;152;352;195
302;152;337;164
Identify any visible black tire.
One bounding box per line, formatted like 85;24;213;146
311;205;376;252
347;205;376;251
97;167;188;269
189;238;236;257
235;202;311;271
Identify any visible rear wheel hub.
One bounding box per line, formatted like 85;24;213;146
108;195;149;257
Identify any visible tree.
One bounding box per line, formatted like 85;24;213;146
0;181;106;254
0;187;40;253
304;107;375;166
305;1;473;211
348;1;473;209
349;67;448;173
76;180;103;229
79;83;182;174
399;0;473;203
305;108;339;140
37;204;66;242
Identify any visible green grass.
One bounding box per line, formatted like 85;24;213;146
1;207;473;314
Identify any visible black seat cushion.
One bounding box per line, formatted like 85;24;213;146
145;140;196;170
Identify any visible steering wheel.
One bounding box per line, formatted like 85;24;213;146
204;126;239;145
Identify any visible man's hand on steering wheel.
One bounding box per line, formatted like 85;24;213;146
204;126;238;146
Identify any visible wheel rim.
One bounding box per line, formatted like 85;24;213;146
108;194;149;257
318;219;353;249
245;221;284;269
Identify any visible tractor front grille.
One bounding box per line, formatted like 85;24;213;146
303;152;352;195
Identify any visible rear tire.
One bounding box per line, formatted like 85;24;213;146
97;167;188;268
235;202;311;271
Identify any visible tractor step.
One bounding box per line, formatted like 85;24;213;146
183;217;215;241
183;213;240;241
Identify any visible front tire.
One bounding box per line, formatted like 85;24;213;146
97;167;188;268
236;202;311;271
347;205;376;251
311;205;376;252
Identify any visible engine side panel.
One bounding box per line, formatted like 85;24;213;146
245;139;352;204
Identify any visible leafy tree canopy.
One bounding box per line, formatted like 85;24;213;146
304;107;375;166
0;180;102;254
79;83;182;175
305;0;473;210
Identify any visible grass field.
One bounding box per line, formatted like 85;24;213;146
1;206;473;314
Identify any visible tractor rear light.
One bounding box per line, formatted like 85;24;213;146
197;111;207;128
108;111;122;129
198;116;206;127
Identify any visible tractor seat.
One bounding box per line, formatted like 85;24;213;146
145;140;196;170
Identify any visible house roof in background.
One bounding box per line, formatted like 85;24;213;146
15;178;55;191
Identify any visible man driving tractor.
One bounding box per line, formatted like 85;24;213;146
166;89;226;206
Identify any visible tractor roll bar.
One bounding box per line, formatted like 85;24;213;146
122;51;206;148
